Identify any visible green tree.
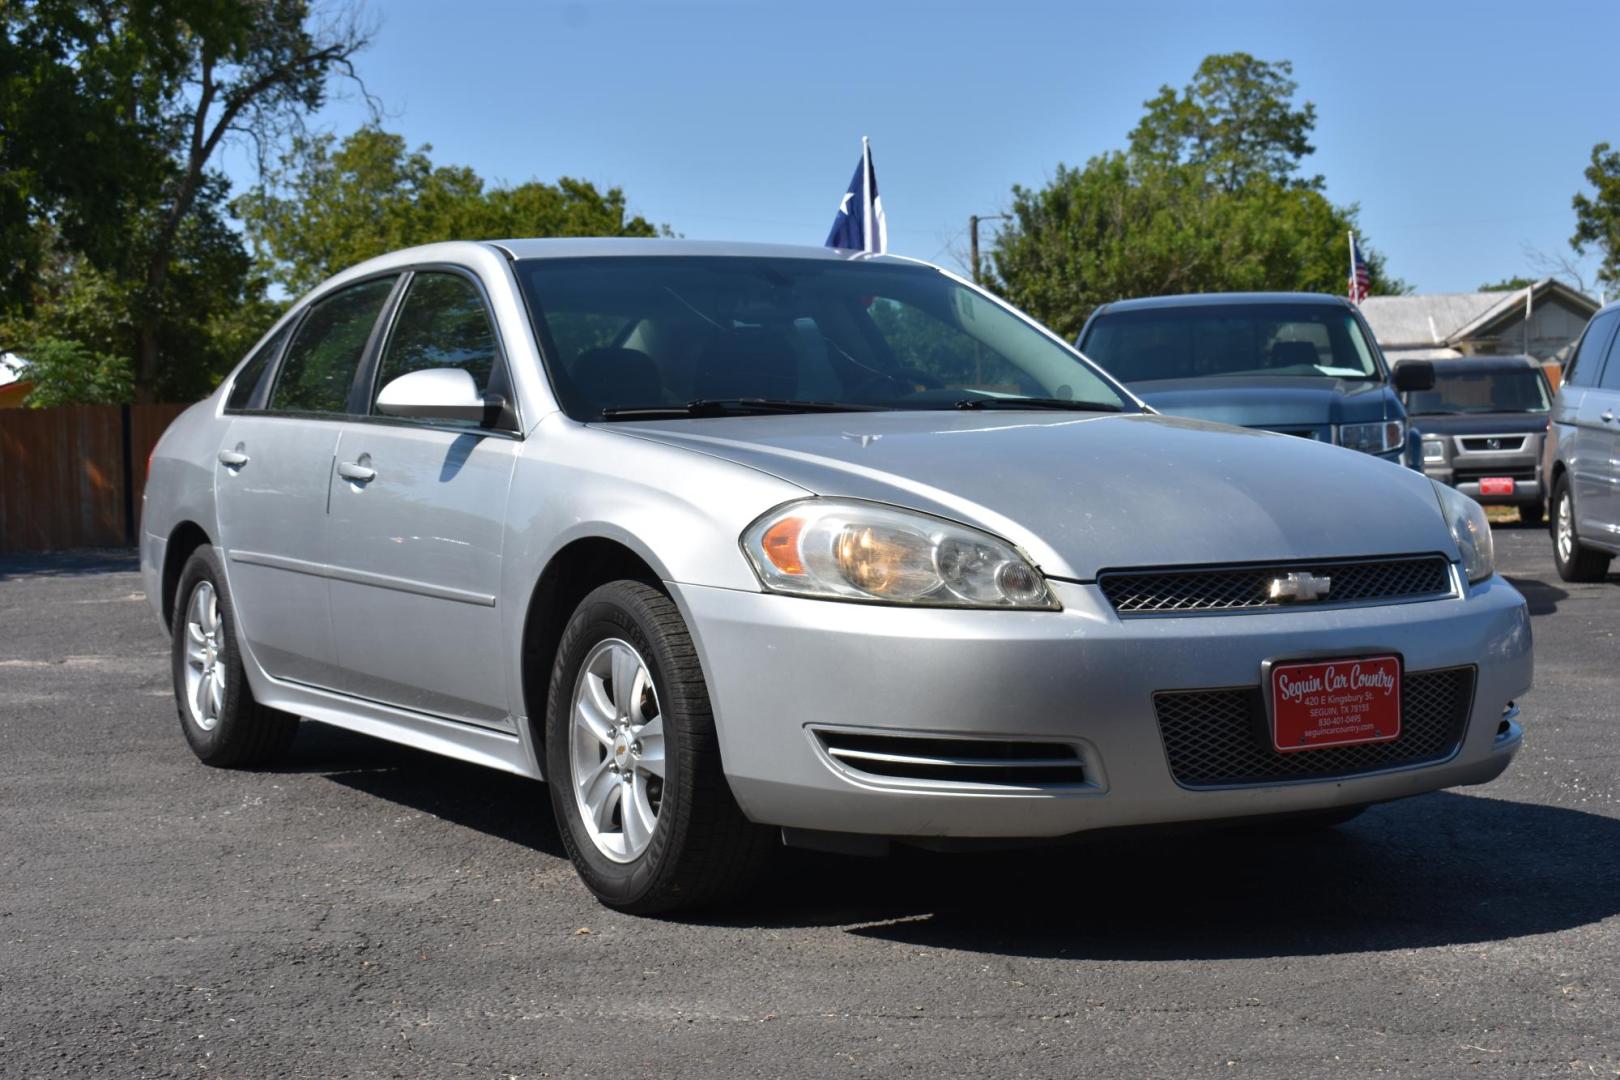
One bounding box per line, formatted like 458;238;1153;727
1;1;370;400
1478;276;1536;291
1572;141;1620;294
1129;52;1320;191
237;127;665;296
13;338;133;408
989;156;1401;341
988;54;1402;339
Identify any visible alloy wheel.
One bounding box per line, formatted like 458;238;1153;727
1557;492;1574;562
569;638;666;862
182;581;226;732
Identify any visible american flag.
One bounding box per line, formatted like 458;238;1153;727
1348;232;1371;303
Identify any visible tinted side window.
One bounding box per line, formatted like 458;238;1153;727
225;320;293;411
270;278;396;414
1566;310;1618;388
1600;332;1620;391
372;273;499;412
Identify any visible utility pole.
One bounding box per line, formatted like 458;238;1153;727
969;213;1008;286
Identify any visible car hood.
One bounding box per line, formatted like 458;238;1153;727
604;410;1458;580
1129;376;1395;429
1408;412;1550;436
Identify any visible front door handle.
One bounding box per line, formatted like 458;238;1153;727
217;448;249;469
337;461;377;483
1603;410;1616;423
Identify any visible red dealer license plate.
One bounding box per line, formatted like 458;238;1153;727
1269;656;1402;753
1478;477;1515;496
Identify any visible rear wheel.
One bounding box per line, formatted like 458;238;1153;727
1550;475;1613;582
170;546;299;766
545;580;774;913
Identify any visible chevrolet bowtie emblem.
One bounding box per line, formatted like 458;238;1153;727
1269;572;1332;602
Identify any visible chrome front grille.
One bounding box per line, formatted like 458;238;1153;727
811;728;1091;790
1153;666;1474;788
1099;555;1454;616
1458;435;1527;453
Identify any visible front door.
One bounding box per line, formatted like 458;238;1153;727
323;269;521;728
1583;331;1620;543
214;275;399;687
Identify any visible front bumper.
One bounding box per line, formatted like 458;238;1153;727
675;574;1531;839
1424;461;1544;506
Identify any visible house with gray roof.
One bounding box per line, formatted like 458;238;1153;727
1359;278;1598;364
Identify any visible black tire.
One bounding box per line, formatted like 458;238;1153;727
170;546;299;767
1550;474;1613;583
1517;502;1544;527
544;580;774;914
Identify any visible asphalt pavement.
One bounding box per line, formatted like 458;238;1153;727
1;525;1616;1078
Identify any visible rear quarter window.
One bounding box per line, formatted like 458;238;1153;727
225;321;294;411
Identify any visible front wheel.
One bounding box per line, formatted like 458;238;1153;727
544;580;774;913
170;546;299;766
1550;475;1613;582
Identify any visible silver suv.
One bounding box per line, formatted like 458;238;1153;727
1545;301;1620;581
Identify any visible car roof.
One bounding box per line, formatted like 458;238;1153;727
1427;354;1545;372
1095;292;1356;314
488;237;919;264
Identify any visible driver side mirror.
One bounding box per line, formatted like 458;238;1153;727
376;367;510;428
1392;360;1435;393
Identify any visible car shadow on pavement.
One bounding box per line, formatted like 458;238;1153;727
280;721;567;858
725;792;1620;959
1505;575;1569;615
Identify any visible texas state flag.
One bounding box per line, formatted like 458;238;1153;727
825;137;887;254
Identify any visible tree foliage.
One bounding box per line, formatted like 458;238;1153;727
238;127;665;296
1129;53;1320;192
989;53;1402;339
1;0;369;401
1477;276;1536;291
1572;141;1620;294
14;337;133;408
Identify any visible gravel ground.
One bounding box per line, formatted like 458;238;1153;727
1;526;1616;1079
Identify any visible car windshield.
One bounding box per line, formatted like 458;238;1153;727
1081;302;1382;383
1406;368;1550;415
514;256;1132;419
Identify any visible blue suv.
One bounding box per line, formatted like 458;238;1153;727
1077;293;1432;468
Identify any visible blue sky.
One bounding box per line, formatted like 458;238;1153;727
226;0;1620;294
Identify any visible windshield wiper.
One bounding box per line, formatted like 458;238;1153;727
952;397;1125;413
599;398;891;421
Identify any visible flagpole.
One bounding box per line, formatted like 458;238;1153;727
861;136;872;254
1348;231;1355;301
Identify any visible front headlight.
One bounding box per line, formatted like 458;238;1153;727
1338;419;1406;455
1421;437;1447;463
741;499;1058;609
1431;480;1495;583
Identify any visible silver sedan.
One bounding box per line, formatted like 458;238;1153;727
140;240;1530;912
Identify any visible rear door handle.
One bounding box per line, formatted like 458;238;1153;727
337;461;377;483
217;448;249;468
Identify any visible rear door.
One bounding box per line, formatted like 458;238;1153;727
323;269;521;728
214;276;399;687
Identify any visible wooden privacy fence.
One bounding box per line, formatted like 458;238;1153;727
0;403;189;553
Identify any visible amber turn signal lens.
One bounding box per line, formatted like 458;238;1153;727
761;516;806;575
